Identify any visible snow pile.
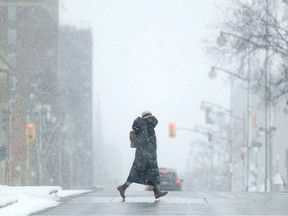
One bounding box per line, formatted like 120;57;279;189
0;185;91;216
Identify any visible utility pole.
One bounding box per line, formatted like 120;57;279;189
264;0;270;192
246;44;251;192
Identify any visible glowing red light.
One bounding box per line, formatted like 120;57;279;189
175;178;182;184
160;171;169;175
27;124;34;129
169;123;175;129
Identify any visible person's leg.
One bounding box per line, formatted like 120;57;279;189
146;156;167;199
125;181;132;186
152;185;168;199
117;152;139;199
117;181;131;199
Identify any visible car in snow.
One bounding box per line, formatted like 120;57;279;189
145;168;183;191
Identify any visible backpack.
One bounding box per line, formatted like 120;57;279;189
129;130;137;148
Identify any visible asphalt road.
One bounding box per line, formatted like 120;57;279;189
33;189;288;215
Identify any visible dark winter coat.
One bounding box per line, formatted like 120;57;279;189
127;116;160;186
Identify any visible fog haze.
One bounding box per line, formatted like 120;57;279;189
60;0;230;183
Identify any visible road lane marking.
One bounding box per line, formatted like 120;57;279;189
218;193;236;199
186;203;193;215
89;197;207;204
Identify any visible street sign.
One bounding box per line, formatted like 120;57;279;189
251;141;262;148
0;146;7;159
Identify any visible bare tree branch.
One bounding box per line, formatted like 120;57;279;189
206;0;288;103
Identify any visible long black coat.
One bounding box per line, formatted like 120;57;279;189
127;116;160;186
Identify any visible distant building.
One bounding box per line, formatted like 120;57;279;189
58;25;93;188
0;0;59;186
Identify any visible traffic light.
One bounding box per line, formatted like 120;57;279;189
168;123;176;138
26;123;35;142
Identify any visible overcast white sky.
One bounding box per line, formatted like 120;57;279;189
60;0;230;182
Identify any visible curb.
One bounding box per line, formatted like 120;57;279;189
0;199;18;209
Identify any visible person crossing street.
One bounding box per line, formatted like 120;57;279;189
117;111;168;200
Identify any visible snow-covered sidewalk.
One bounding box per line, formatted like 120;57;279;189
0;185;92;216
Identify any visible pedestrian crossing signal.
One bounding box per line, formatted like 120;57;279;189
169;123;176;138
26;123;36;142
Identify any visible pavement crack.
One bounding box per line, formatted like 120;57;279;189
204;197;209;204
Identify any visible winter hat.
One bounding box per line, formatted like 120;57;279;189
142;111;152;119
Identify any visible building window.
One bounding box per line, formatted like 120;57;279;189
7;6;17;21
7;52;16;67
7;28;17;45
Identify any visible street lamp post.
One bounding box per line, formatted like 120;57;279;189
264;0;272;192
34;103;44;186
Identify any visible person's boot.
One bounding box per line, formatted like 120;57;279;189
117;183;128;200
153;187;168;199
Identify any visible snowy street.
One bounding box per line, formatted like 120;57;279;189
34;189;288;215
1;0;288;215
